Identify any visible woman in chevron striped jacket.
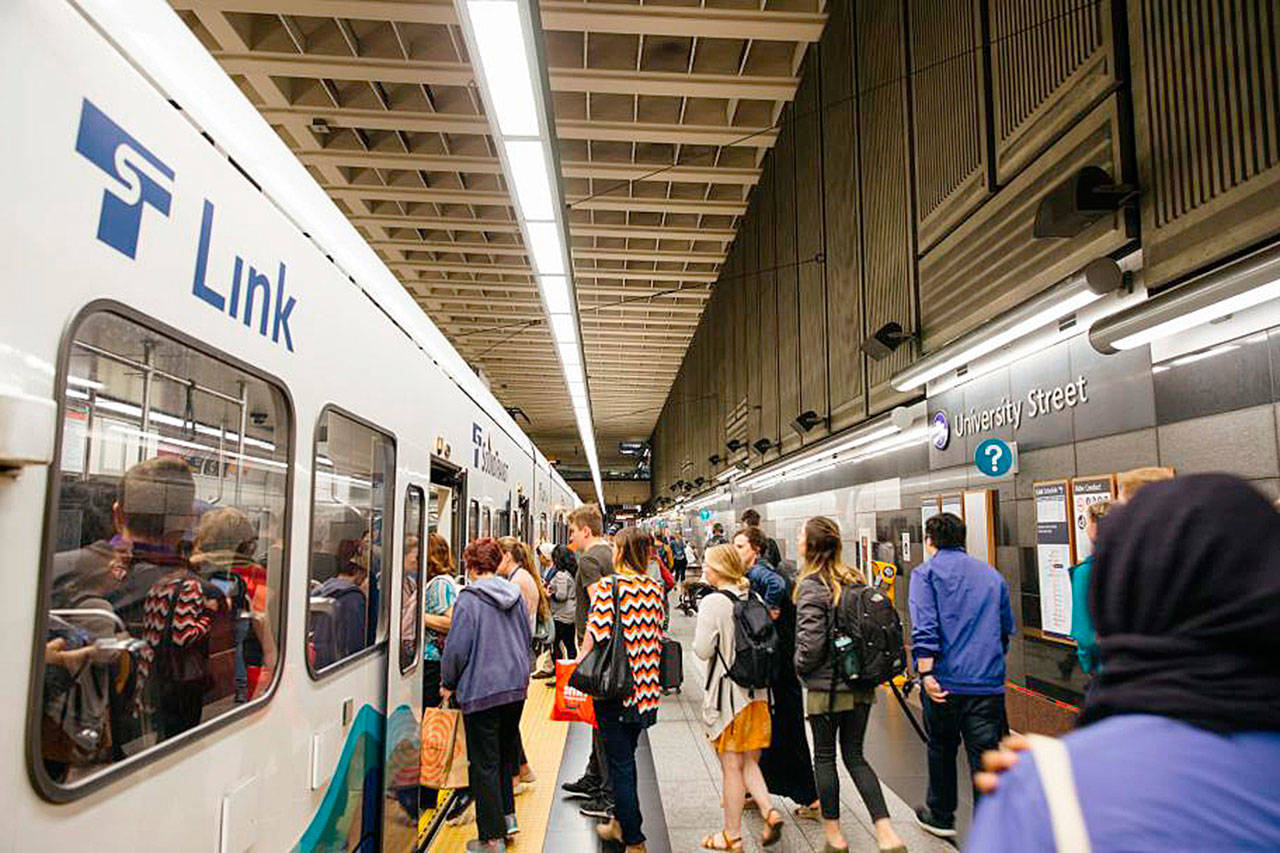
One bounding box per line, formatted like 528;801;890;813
578;526;666;853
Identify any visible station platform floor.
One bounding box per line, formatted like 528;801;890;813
429;606;968;852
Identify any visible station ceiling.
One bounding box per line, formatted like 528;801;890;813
172;0;824;471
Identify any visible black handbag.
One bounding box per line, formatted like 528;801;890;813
568;578;635;702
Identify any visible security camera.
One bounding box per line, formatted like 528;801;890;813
861;322;914;361
1033;166;1136;238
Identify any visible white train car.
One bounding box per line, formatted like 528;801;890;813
0;0;577;849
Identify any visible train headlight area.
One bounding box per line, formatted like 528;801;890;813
6;0;1280;849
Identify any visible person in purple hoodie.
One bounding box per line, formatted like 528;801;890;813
968;474;1280;851
441;538;532;852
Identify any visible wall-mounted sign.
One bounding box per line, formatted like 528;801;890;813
901;530;911;562
1034;480;1074;637
931;411;951;450
1071;475;1116;561
699;508;712;521
471;423;509;482
938;376;1091;441
974;438;1017;477
921;496;941;529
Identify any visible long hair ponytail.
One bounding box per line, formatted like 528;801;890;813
793;516;862;603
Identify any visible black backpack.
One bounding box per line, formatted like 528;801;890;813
830;584;906;688
712;588;780;690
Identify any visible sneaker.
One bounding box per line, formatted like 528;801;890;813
531;668;555;680
914;805;957;838
464;840;505;853
505;813;520;836
579;796;615;819
561;775;602;798
512;781;530;797
518;766;537;784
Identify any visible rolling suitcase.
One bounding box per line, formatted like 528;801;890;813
659;638;684;692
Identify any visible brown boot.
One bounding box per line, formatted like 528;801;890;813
595;818;623;844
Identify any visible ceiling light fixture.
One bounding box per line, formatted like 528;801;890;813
455;0;601;505
892;258;1123;392
1089;241;1280;354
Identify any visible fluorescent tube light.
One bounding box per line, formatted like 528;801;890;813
893;289;1100;391
539;275;572;314
1091;242;1280;354
67;375;105;390
464;0;540;137
557;341;581;367
503;139;555;221
1111;279;1280;350
527;221;565;276
549;313;577;344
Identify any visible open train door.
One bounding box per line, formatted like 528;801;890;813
408;456;468;848
381;482;428;852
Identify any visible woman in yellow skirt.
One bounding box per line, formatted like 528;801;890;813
693;544;785;851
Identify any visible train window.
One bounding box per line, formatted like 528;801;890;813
467;500;479;544
399;487;424;675
307;408;395;676
33;308;291;796
482;507;492;538
539;513;548;544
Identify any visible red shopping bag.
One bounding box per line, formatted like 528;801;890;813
551;659;596;727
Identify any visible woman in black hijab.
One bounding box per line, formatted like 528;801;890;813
968;474;1280;851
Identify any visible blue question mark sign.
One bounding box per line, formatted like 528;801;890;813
974;438;1014;477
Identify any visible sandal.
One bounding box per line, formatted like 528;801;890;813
793;804;821;821
761;809;785;847
700;830;742;851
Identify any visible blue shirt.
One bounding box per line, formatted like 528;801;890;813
907;547;1013;695
968;715;1280;852
422;574;458;662
747;559;786;609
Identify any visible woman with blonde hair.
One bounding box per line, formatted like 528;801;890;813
694;544;784;851
793;517;905;853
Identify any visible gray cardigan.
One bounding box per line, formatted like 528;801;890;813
793;574;874;701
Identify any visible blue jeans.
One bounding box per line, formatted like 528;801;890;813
596;701;646;845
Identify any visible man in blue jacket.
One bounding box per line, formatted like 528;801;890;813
908;512;1014;838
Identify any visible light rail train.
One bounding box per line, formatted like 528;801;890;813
0;0;578;849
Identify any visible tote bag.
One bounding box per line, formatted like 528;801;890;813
551;659;596;726
420;706;468;789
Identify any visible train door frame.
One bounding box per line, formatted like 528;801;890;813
380;482;427;852
430;456;467;571
518;493;532;542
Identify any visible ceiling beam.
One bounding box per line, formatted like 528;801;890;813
409;281;710;299
357;214;734;242
270;106;777;148
215;51;799;99
395;261;719;283
371;239;724;264
299;149;761;185
329;184;747;215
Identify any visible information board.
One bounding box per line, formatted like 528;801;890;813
921;496;941;529
1034;480;1074;637
1071;475;1116;561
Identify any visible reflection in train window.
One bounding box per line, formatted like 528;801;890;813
307;409;395;675
467;500;479;544
399;487;424;674
539;513;548;544
482;506;492;538
35;309;291;794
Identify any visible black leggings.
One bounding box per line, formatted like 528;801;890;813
808;704;889;823
553;620;577;660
